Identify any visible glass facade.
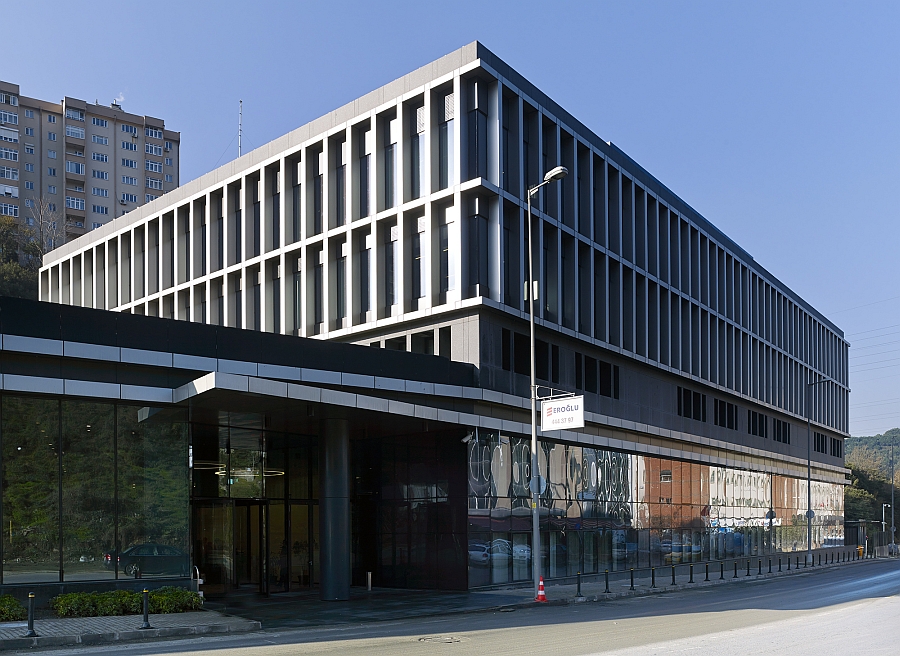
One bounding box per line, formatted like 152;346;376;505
466;431;844;587
0;396;189;584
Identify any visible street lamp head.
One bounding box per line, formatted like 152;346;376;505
543;166;568;183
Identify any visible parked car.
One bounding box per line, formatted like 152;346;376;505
103;543;189;576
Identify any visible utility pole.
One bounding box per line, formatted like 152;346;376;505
892;442;895;555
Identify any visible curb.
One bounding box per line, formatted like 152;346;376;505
0;620;262;651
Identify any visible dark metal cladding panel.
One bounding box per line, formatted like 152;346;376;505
0;297;62;340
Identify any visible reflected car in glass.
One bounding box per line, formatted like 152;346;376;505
102;543;189;576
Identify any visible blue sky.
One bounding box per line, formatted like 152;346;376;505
12;1;900;435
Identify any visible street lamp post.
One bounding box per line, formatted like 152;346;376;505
526;165;568;599
892;443;895;556
806;375;831;566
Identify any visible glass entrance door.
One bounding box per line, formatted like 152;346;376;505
192;501;233;597
234;500;266;593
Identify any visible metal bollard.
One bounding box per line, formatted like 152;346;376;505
758;560;762;575
779;557;782;572
705;563;709;581
720;562;724;580
689;564;694;583
768;559;772;574
630;568;635;591
577;572;583;598
25;592;36;638
787;557;791;570
797;556;800;569
733;561;738;578
746;559;751;577
818;554;821;566
140;589;152;630
651;567;656;588
671;565;676;586
367;571;372;591
604;569;610;594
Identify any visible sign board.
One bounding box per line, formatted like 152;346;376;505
541;396;584;431
529;476;547;494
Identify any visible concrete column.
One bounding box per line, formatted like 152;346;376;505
319;417;350;601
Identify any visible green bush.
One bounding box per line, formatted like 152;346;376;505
0;595;26;621
50;587;201;618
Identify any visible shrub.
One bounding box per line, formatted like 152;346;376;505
50;587;201;618
0;595;26;621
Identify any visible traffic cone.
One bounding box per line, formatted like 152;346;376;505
535;576;548;603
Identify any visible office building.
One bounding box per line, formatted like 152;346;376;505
25;42;847;599
0;80;180;244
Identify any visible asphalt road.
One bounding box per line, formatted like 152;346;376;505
22;559;900;656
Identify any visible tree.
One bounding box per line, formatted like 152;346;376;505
22;194;68;269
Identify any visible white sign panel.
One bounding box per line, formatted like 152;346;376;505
541;396;584;431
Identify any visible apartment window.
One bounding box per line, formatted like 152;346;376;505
335;254;347;325
312;163;323;234
48;150;57;159
47;202;56;211
91;187;108;197
145;127;163;139
773;419;791;444
24;163;33;172
121;175;136;185
92;152;108;162
24;145;34;154
411;230;423;301
714;399;737;430
383;133;395;209
92;169;108;180
92;117;108;127
813;432;827;454
0;203;18;218
0;111;18;126
145;159;162;173
122;125;137;134
145;194;158;202
165;174;173;183
48;185;57;194
831;437;842;458
24;199;34;208
25;127;34;137
438;93;454;190
121;193;137;203
65;108;85;121
0;94;16;106
439;222;453;296
385;228;398;307
165;157;173;166
748;410;768;438
91;222;102;229
25;181;33;190
68;184;84;192
0;166;17;180
65;125;85;139
0;129;17;144
0;147;18;161
48;115;57;124
25;110;34;119
599;360;619;399
145;143;162;156
48;131;57;141
122;141;137;151
165;141;173;150
313;261;324;328
359;150;369;218
659;469;673;483
92;204;109;215
146;177;162;190
92;135;108;145
122;158;136;168
677;387;707;422
65;196;85;210
47;167;56;176
66;160;84;175
335;150;346;226
410;105;425;199
72;221;84;228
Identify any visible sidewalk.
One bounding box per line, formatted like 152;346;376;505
0;610;260;651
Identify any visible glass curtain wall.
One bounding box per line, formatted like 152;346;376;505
466;431;844;588
0;396;189;584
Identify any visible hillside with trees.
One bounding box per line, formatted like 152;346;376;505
844;429;899;526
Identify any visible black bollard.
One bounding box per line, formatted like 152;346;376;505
746;559;751;577
768;559;772;574
720;562;724;580
689;564;694;583
651;567;656;588
733;561;738;579
787;557;791;570
758;560;762;575
630;568;634;591
25;592;36;638
140;588;152;630
818;554;821;566
604;569;610;594
705;563;709;581
797;556;800;569
779;557;782;572
671;565;676;586
576;572;582;598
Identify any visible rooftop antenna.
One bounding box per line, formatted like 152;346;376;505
238;99;242;157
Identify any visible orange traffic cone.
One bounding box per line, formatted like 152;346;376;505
535;576;548;603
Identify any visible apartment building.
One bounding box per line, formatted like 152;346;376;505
34;43;848;596
0;80;179;244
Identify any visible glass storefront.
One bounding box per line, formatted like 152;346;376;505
0;396;189;584
467;431;844;587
